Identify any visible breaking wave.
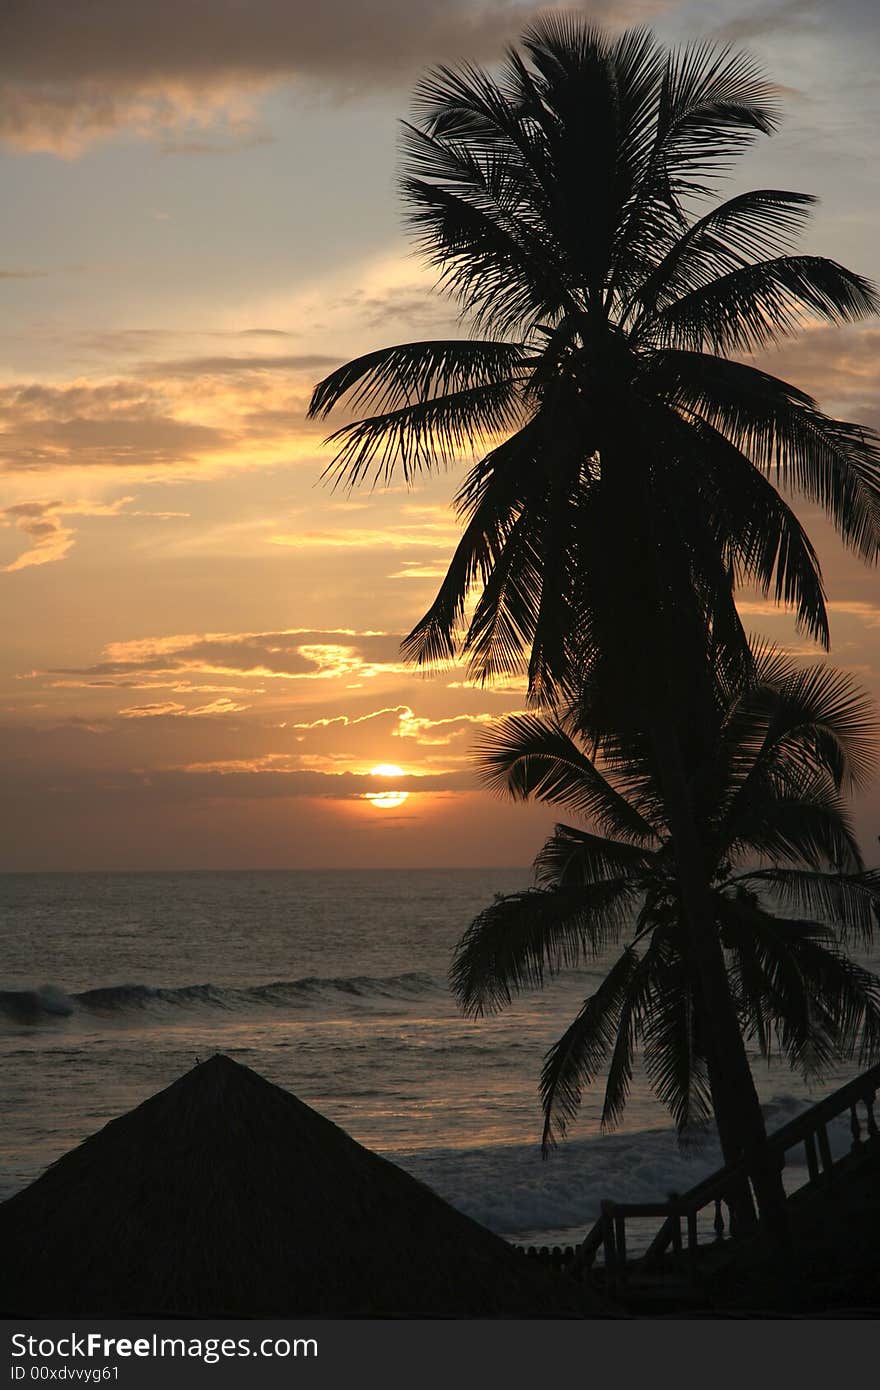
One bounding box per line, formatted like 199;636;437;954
393;1094;852;1245
0;971;441;1024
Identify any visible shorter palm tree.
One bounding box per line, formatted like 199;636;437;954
451;650;880;1157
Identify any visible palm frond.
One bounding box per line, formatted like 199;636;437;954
319;381;524;488
460;506;545;683
401;172;571;336
473;713;659;841
534;822;654;889
601;933;685;1132
642;948;713;1138
449;883;638;1017
650;256;879;355
724;655;879;798
764;660;879;789
724;773;862;872
630;189;816;323
400;420;544;666
653;405;830;646
652;41;778;183
730;867;880;948
721;896;880;1072
308;339;527;420
718;898;834;1078
648;351;880;560
411;57;551;194
539;948;641;1151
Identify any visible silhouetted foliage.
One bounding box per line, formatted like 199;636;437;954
310;15;880;1228
451;651;880;1150
311;17;880;704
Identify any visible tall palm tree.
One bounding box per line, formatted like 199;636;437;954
451;652;880;1181
309;17;880;1227
311;19;879;697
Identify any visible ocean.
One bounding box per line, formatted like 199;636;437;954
0;868;869;1250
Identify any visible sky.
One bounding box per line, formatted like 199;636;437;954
1;0;879;870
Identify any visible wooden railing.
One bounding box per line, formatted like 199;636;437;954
539;1061;880;1292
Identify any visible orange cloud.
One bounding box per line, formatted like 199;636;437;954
0;379;232;473
393;708;507;745
388;563;450;579
118;696;251;718
49;627;413;686
281;703;512;747
1;501;75;572
0;494;190;572
170;759;469;798
0;355;345;479
270;524;459;551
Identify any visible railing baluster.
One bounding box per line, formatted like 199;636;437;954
670;1210;683;1265
850;1103;862;1150
817;1121;833;1182
601;1202;617;1289
804;1130;820;1184
713;1197;726;1242
614;1213;627;1282
866;1089;879;1143
686;1208;699;1282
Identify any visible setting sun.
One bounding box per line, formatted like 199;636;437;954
364;764;409;810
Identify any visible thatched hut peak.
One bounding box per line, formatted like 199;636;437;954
0;1053;612;1317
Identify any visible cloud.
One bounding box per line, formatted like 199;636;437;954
51;627;411;684
1;500;74;572
0;365;327;476
712;0;819;42
168;760;471;799
158;129;275;157
118;701;190;719
270;503;460;557
0;379;234;472
333;284;468;335
270;521;459;551
739;597;880;628
0;493;189;572
141;353;340;378
393;707;505;745
281;702;521;749
0;268;48;280
118;696;251;718
388;562;450;579
750;325;880;430
712;0;878;44
284;705;410;734
0;0;668;154
22;323;871;496
71;327;295;358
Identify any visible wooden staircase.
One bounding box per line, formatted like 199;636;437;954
518;1061;880;1310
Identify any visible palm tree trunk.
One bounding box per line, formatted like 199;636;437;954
650;722;790;1248
597;453;789;1245
703;1044;758;1233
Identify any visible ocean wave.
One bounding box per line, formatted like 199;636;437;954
392;1094;851;1244
0;971;441;1023
0;985;76;1021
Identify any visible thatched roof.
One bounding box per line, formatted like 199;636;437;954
0;1054;613;1317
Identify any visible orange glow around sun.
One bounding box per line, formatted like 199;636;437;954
364;763;409;810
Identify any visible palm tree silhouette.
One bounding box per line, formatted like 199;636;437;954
310;18;880;1231
452;652;880;1189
